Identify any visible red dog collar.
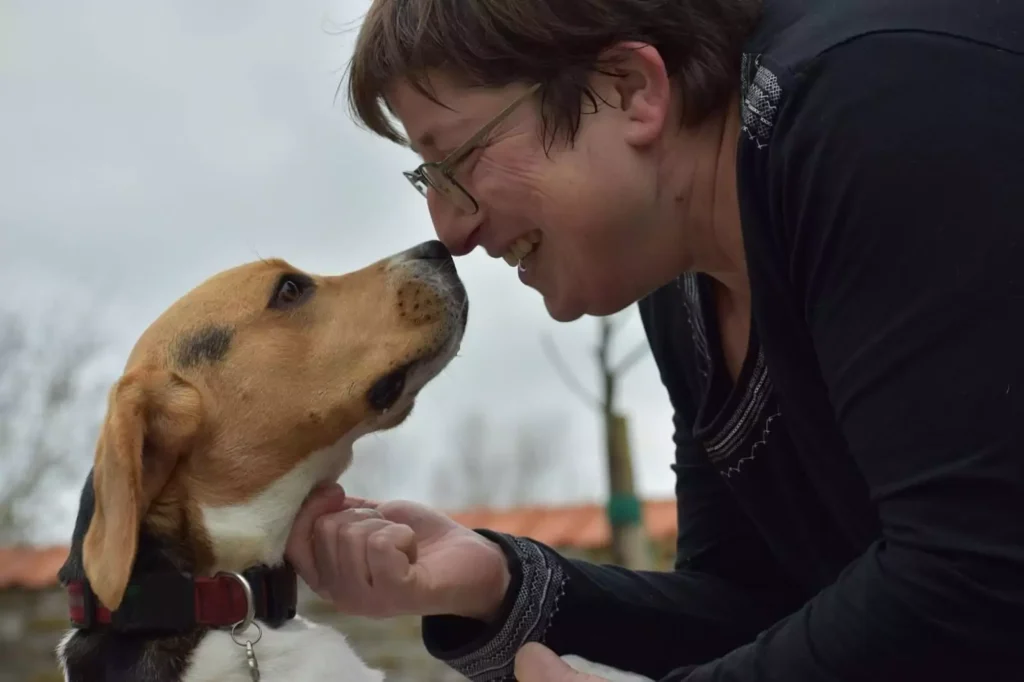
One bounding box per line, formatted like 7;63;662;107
67;564;297;633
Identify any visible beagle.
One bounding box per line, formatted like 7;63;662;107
54;240;468;682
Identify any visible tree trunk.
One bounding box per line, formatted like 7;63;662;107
605;412;651;570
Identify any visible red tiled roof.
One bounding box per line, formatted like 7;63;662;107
0;499;677;591
0;545;71;590
449;498;677;550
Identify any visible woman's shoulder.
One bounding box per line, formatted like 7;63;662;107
739;0;1024;154
746;0;1022;82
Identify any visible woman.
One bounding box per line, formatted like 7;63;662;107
285;0;1024;679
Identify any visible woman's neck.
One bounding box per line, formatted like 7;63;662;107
663;90;749;299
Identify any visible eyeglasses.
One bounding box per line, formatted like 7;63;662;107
403;82;542;215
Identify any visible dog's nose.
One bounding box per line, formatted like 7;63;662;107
406;240;452;262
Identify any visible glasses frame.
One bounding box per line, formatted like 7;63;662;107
403;82;542;215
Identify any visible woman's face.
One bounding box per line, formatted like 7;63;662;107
386;51;722;321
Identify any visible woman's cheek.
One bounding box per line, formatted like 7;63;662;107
474;167;523;214
482;152;546;199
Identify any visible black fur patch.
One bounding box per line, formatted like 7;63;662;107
174;325;233;369
57;473;207;682
59;628;206;682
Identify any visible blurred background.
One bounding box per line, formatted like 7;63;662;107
0;1;678;679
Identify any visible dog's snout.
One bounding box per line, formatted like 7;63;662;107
407;240;452;262
388;239;468;329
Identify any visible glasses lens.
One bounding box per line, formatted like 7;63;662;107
422;166;477;213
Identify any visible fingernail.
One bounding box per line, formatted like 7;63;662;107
309;482;344;501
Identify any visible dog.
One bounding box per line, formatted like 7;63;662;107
52;238;652;682
55;240;468;681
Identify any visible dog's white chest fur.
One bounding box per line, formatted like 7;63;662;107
200;435;360;570
184;615;383;682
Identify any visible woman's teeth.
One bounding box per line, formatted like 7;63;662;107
501;231;542;266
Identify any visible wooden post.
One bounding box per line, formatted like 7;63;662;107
541;313;653;569
605;412;651;569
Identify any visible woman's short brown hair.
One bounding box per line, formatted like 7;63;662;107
346;0;761;148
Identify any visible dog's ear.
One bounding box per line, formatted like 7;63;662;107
83;366;202;611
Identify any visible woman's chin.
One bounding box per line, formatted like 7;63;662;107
539;284;587;323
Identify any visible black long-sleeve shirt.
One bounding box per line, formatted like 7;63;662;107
420;1;1024;679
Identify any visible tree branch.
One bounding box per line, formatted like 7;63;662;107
613;339;651;377
603;312;631;347
0;308;105;543
541;333;602;412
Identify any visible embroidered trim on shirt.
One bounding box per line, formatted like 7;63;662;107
441;536;566;682
720;409;781;478
740;54;782;149
677;273;710;384
703;349;773;463
675;272;778;471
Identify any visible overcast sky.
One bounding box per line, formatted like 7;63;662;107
0;0;676;542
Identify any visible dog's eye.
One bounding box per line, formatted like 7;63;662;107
268;273;314;310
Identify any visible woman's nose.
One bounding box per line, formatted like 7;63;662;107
427;191;483;257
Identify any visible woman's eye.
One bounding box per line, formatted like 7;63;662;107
268;274;314;310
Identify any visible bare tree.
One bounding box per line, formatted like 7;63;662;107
340;433;428;502
432;412;493;509
0;309;108;545
432;411;569;511
541;311;653;569
505;413;569;508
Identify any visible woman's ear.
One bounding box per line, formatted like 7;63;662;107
596;41;673;148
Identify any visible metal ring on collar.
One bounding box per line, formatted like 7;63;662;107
216;570;262;645
230;619;263;647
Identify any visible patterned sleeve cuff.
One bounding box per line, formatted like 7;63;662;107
421;531;568;682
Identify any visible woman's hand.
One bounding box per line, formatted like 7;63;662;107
515;644;610;682
518;644;659;682
285;483;511;620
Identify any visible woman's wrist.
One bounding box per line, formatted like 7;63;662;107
458;537;512;622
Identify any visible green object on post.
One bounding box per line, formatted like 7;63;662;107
606;492;642;526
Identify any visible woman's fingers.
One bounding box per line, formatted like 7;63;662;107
341;494;381;510
366;523;418;589
320;510;390;589
285;483;348;589
286;495;481;619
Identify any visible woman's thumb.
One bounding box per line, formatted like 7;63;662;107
515;643;591;682
285;483;348;585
